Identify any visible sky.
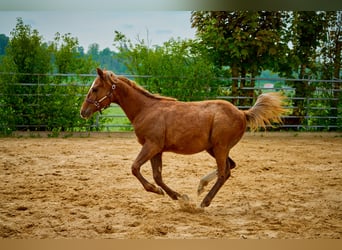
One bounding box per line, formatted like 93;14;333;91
0;11;196;51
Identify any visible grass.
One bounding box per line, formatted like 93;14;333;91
98;105;133;132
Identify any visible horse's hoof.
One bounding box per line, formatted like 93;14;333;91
178;195;205;213
180;194;190;202
197;185;204;196
200;199;210;208
156;187;164;196
197;180;209;196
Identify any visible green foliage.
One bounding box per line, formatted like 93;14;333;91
36;75;96;132
0;13;340;133
88;43;127;73
51;32;98;74
0;18;51;133
0;34;9;60
4;18;52;75
113;32;221;101
191;11;341;128
191;11;289;106
0;18;97;134
284;12;334;118
191;12;287;72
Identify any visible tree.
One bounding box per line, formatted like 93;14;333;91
0;17;52;132
0;34;9;58
113;31;220;101
286;11;331;120
0;19;98;134
46;33;98;131
317;11;342;128
87;43;100;62
191;11;288;104
51;32;97;74
87;44;127;73
319;12;341;81
4;18;52;75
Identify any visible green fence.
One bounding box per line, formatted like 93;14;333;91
0;73;341;134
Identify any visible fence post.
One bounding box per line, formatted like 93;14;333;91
305;96;310;130
96;113;100;131
37;74;41;130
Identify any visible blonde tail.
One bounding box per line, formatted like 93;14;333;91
244;92;286;131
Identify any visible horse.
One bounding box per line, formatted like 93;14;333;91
80;68;286;208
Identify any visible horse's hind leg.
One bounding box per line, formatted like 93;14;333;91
200;148;231;208
151;153;181;200
197;170;217;196
207;148;236;169
197;149;236;195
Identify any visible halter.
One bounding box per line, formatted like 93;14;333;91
86;83;116;114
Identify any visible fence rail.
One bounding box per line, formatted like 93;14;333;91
0;73;341;132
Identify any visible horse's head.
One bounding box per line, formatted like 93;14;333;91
80;68;118;119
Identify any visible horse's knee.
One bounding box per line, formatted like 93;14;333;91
131;164;140;177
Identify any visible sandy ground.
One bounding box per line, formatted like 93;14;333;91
0;132;341;239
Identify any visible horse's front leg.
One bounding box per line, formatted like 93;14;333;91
151;153;182;200
131;142;164;196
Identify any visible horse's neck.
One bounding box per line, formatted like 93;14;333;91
115;82;155;123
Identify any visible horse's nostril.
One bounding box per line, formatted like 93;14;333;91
80;110;88;119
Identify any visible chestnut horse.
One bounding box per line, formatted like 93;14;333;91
80;68;286;208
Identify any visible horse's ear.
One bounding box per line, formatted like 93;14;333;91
97;68;104;78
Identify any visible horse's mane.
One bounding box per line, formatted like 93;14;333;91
117;75;177;101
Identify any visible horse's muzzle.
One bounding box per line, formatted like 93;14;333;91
80;108;92;119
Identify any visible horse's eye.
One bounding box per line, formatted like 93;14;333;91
92;88;98;93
